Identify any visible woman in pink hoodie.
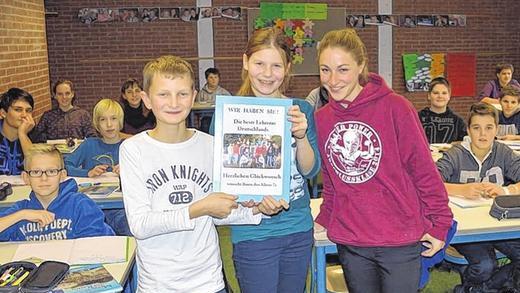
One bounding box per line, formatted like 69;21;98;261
314;28;453;293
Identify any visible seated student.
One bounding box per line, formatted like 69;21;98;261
0;88;35;175
196;68;231;104
497;86;520;140
479;63;520;105
64;99;130;236
120;78;155;135
0;145;114;241
32;80;97;142
436;102;520;292
196;68;231;133
65;99;123;177
418;77;467;143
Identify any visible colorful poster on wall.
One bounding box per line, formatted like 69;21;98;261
260;2;327;20
402;53;445;92
446;53;476;97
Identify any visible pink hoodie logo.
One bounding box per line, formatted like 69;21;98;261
325;121;382;183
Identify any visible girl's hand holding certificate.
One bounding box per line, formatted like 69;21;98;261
288;105;308;140
242;196;289;216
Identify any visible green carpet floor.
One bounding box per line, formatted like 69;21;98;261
218;226;461;293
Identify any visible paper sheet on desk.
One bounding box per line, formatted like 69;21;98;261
70;172;120;185
0;175;25;186
12;236;128;265
496;140;520;151
449;195;493;208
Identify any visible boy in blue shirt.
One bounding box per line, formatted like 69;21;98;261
64;99;124;177
64;99;130;236
0;145;114;241
0;88;35;175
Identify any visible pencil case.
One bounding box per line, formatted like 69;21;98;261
0;260;69;293
489;195;520;220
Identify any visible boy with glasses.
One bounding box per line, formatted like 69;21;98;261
0;145;114;241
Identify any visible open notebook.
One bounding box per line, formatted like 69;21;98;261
12;236;128;265
449;195;493;208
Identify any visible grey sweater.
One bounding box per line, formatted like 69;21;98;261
436;140;520;186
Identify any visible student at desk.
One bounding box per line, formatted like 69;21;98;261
418;77;466;143
0;145;114;241
64;99;131;236
497;86;520;140
436;102;520;292
196;68;231;133
479;63;520;106
0;88;35;175
120;78;155;135
32;80;97;142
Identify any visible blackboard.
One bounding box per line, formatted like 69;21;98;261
247;7;346;75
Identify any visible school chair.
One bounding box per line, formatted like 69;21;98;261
420;220;458;289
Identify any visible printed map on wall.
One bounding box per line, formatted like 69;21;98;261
402;53;445;91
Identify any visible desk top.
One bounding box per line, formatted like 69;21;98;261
0;185;124;211
0;237;136;284
311;198;520;245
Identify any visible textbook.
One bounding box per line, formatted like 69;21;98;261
449;195;493;208
78;183;119;198
12;236;128;265
50;264;122;293
213;95;292;202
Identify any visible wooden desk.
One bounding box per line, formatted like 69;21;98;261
310;198;520;293
0;185;124;212
0;237;136;291
189;102;215;129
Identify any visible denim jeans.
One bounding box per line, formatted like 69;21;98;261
337;242;422;293
454;239;520;289
233;229;313;293
103;209;132;236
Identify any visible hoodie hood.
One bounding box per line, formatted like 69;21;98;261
29;178;78;209
329;73;393;118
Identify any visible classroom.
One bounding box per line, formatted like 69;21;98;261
2;0;520;293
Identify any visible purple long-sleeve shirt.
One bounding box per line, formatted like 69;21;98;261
478;78;520;100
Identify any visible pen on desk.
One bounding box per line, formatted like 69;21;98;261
0;267;13;282
11;271;29;286
0;267;23;286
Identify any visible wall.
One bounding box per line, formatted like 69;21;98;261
1;0;51;118
44;0;520;117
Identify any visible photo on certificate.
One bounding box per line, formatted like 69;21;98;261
213;96;292;202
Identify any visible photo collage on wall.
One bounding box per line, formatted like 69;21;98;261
78;6;242;24
347;14;466;28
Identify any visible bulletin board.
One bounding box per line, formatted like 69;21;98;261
247;7;346;75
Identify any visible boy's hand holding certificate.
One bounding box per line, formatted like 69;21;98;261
212;96;292;203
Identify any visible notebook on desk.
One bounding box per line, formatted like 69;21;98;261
449;195;493;208
12;236;128;265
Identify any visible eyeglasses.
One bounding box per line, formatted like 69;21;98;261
25;168;63;178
